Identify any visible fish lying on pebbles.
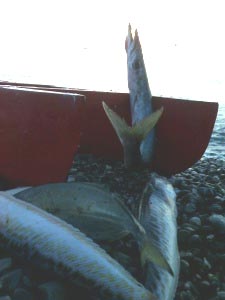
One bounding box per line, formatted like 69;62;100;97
0;192;155;300
9;181;172;274
102;24;163;169
139;173;180;300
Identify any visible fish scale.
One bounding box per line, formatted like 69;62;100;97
0;192;155;300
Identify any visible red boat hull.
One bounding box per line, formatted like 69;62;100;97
0;86;85;188
0;82;218;177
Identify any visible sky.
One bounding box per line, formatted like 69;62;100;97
0;0;224;103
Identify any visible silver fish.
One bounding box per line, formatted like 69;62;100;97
0;192;155;300
138;173;180;300
126;24;159;164
102;25;163;168
10;181;172;274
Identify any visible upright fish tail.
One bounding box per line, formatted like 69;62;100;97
102;101;163;168
126;24;160;164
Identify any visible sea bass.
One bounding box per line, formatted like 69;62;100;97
9;181;172;274
0;192;155;300
102;25;163;168
138;174;180;300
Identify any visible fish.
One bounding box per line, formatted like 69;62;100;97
102;24;163;168
10;181;173;274
102;102;163;169
0;192;155;300
138;173;180;300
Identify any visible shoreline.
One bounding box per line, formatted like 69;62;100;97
0;156;224;299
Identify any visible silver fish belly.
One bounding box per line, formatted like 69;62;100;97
139;173;180;300
126;24;155;164
0;192;154;300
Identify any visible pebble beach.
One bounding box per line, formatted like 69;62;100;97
0;153;224;300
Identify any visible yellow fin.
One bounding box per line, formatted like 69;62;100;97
131;107;164;141
140;237;174;276
102;102;163;168
102;101;133;145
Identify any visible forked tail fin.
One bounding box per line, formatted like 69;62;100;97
102;102;163;168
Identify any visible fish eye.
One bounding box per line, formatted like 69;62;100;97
132;59;140;70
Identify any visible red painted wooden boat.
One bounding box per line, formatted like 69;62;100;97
0;85;85;188
0;81;218;179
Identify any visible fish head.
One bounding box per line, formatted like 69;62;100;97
150;173;177;210
125;24;149;95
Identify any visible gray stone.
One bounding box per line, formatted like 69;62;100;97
12;288;33;300
0;297;11;300
180;290;194;300
0;258;12;275
203;257;212;270
180;259;190;275
189;216;201;226
0;269;23;292
184;203;196;214
178;230;191;244
189;234;202;247
209;214;225;233
38;281;66;300
217;291;225;300
210;204;223;213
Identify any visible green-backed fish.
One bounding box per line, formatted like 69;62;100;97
0;192;155;300
9;181;172;274
139;173;180;300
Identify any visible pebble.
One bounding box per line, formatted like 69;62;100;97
180;259;190;275
209;214;225;233
184;203;197;214
189;216;201;227
12;288;33;300
217;291;225;300
0;269;23;292
189;234;202;248
0;258;12;275
38;281;66;300
210;204;223;213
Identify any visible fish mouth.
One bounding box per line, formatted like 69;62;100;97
150;173;177;207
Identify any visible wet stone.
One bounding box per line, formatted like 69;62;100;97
12;288;33;300
189;234;202;248
184;203;197;214
0;269;23;292
217;291;225;300
189;216;201;227
209;214;225;234
180;260;190;275
179;290;194;300
38;281;66;300
210;204;223;213
0;258;12;275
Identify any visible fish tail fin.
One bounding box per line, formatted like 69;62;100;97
102;101;142;168
131;106;164;141
140;236;174;276
102;102;163;168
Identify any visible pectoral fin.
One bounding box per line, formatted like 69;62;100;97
140;237;174;276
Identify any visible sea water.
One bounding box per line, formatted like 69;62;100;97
204;103;225;161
